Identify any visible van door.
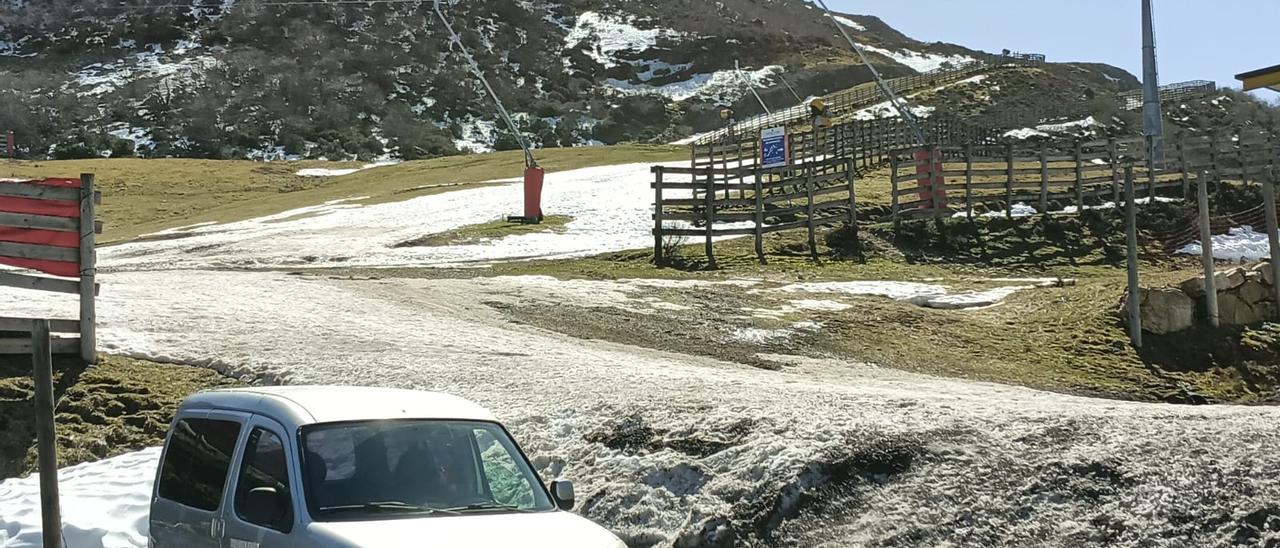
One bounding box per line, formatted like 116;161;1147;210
150;410;251;548
221;415;298;548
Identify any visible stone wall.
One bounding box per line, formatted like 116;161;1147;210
1123;263;1278;334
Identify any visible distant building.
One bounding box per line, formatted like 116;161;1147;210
1236;64;1280;93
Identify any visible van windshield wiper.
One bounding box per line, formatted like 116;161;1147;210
440;501;536;514
318;501;459;516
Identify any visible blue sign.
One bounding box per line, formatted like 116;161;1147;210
760;127;788;168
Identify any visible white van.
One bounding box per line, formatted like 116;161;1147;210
149;386;625;547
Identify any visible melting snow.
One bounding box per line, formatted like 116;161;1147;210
1179;225;1276;262
832;16;867;32
606;65;782;103
295;161;398;178
0;447;159;547
765;281;1029;310
1004;116;1099;140
857;44;976;74
564;11;680;68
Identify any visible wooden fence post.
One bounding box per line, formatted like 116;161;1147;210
1109;137;1121;204
1074;141;1084;216
890;152;901;229
78;173;96;365
1263;177;1280;318
964;145;974;220
754;170;766;265
1039;145;1049;212
32;319;62;548
1005;144;1015;219
703;168;717;269
930;146;943;212
653;167;665;265
1198;174;1219;327
846;158;857;230
1125;165;1142;348
1179;133;1190;199
805;165;818;263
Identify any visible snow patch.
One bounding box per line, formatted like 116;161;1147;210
295;161;398;178
0;447;159;547
858;44;976;74
766;281;1029;310
564;11;680;69
1004;116;1099;140
832;16;867;32
1178;225;1275;262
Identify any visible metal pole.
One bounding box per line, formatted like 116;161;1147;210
1125;166;1143;348
734;60;771;115
815;0;927;146
32;319;62;548
1198;174;1219;327
1263;178;1280;318
1141;0;1166;168
433;0;537;168
78;174;96;365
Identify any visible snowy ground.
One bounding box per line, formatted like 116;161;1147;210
1179;225;1277;262
2;162;1280;547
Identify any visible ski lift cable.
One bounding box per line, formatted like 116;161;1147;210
813;0;926;145
432;0;537;168
734;59;772;116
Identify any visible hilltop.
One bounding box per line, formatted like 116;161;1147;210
1;0;1146;161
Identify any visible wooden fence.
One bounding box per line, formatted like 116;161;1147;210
888;131;1280;222
652;158;856;266
0;174;100;363
693;56;1031;146
1118;80;1217;111
691;116;1003;192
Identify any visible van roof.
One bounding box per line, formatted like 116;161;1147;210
179;386;499;427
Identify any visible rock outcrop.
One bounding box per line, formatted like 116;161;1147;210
1124;265;1278;334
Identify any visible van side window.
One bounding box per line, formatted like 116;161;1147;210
234;428;294;533
157;418;243;511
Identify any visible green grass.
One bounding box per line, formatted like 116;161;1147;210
398;215;574;247
0;355;242;477
0;145;686;243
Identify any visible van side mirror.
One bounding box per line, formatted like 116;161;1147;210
550;480;575;511
243;487;286;525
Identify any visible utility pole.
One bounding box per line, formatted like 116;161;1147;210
815;0;926;145
1141;0;1166;168
734;60;772;115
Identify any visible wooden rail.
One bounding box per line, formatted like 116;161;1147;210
889;131;1280;221
652;158;856;265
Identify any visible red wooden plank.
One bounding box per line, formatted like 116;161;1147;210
0;197;79;218
0;227;79;248
0;258;79;278
28;178;81;189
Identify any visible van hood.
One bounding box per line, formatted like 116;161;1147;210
306;511;625;548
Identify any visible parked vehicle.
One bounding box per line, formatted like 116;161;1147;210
149;386;626;547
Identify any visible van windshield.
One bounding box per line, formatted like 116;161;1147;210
300;420;555;520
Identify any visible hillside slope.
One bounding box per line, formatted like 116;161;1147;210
0;0;1136;160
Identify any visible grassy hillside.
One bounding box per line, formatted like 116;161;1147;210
1;145;685;243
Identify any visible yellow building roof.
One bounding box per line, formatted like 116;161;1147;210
1237;64;1280;92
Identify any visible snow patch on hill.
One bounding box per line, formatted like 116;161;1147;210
564;11;681;68
832;16;867;32
71;41;217;97
606;65;783;103
858;44;976;74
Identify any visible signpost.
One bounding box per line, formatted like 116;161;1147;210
760;127;789;168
